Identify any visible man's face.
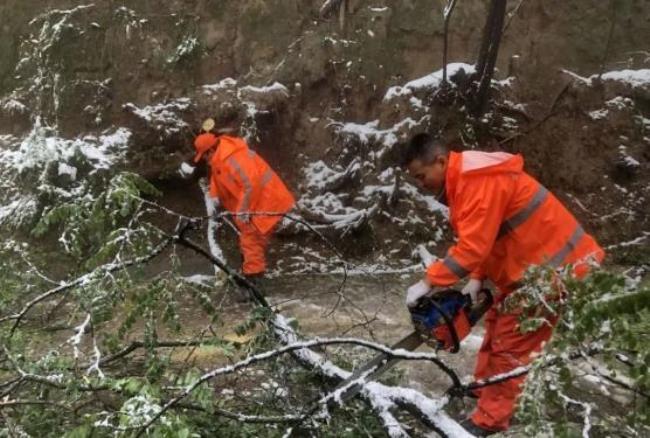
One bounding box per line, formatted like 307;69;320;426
407;156;447;193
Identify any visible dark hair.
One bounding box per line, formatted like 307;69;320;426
400;133;448;167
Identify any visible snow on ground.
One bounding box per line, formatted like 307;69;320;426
1;98;28;114
0;120;131;174
239;82;290;97
303;159;361;191
335;116;428;159
600;69;650;87
202;77;238;95
563;68;650;88
618;145;640;168
383;63;475;101
123;99;192;136
0;120;132;226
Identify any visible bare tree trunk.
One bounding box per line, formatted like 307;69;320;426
442;0;459;86
472;0;507;117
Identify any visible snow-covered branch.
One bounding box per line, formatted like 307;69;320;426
136;336;460;435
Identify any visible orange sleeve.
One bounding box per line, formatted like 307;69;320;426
470;267;487;280
427;174;512;286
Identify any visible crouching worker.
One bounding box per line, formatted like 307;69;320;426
401;133;604;436
193;119;295;291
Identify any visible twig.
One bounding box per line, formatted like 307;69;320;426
503;0;526;33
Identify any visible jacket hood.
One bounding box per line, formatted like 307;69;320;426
214;135;248;162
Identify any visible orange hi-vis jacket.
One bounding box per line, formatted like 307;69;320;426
208;135;295;234
426;151;604;296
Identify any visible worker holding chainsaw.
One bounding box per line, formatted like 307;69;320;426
401;133;604;436
192;118;295;291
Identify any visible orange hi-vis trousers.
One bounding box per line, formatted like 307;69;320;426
471;307;558;431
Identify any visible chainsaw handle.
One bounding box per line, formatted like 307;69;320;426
467;288;494;325
427;296;461;353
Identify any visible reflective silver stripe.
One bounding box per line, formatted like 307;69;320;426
549;225;585;268
260;169;274;189
228;156;253;213
443;255;470;279
497;185;549;239
248;149;256;159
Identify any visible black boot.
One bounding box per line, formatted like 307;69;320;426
460;418;497;436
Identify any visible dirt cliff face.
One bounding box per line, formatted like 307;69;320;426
1;0;648;262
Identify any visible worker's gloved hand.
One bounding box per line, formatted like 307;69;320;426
178;162;196;179
461;278;482;303
406;279;432;308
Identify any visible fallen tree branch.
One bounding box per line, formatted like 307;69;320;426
186;193;469;437
135;336;459;436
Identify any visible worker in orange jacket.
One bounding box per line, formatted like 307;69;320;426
193;124;295;285
401;133;604;436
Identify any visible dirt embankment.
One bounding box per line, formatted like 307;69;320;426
0;0;648;264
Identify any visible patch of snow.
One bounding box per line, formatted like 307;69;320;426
2;120;131;173
494;77;515;87
635;115;650;130
240;82;290;97
202;77;238;95
0;198;37;226
401;182;449;216
124;99;191;136
618;145;640;168
1;98;28;114
502;99;526;112
599;69;650;87
384;63;475;101
166;36;200;64
182;274;215;287
336;117;426;159
588;109;608;121
564;68;650;88
606;96;633;110
409;96;426;110
57;162;77;180
303;159;360;191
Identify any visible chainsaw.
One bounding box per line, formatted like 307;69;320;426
331;288;493;403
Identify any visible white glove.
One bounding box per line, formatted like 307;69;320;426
178;162;195;178
461;278;482;303
406;280;432;308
